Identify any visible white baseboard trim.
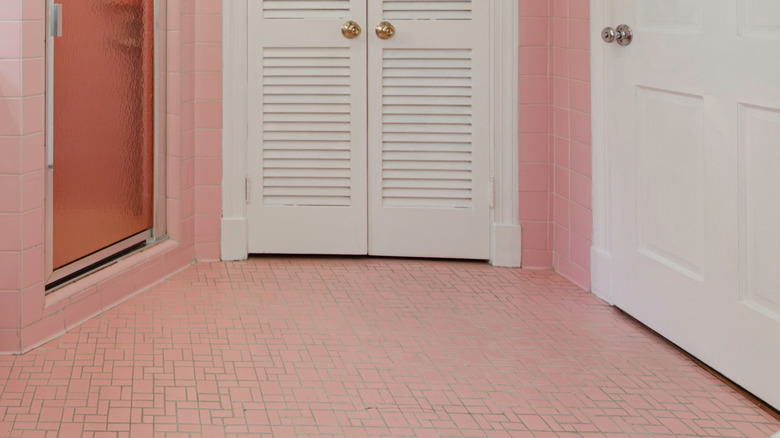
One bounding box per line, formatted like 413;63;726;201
490;224;522;267
591;247;613;304
221;217;248;261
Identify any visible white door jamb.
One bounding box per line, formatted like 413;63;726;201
590;0;613;302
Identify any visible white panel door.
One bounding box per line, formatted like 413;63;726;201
367;2;490;258
247;1;368;254
603;0;780;408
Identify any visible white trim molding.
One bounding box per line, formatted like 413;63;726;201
489;0;522;267
221;0;249;261
590;0;613;302
221;1;521;266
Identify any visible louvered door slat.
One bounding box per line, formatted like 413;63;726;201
379;49;474;209
383;0;472;20
263;0;350;19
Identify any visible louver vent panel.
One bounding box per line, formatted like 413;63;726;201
382;49;474;209
262;48;352;207
263;0;350;19
383;0;472;20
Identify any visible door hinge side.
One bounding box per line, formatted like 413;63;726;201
245;177;251;204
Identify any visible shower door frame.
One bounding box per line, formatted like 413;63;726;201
44;0;167;287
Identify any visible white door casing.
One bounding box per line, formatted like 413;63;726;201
222;1;521;265
592;0;780;409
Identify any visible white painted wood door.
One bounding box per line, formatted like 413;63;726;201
248;0;490;259
247;0;368;254
367;2;490;259
603;0;780;408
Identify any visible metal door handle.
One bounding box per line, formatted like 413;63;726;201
342;21;361;39
602;24;632;46
376;21;395;40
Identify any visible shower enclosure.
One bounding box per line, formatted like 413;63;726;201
46;0;164;286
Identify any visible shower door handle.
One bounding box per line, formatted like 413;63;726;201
50;4;63;37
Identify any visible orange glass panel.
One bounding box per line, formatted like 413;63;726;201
53;0;155;269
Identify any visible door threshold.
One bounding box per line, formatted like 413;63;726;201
46;231;151;291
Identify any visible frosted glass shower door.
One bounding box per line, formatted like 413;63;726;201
50;0;155;273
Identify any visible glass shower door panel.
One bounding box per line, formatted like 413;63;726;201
53;0;154;269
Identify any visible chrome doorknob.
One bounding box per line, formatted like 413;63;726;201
342;21;362;39
601;24;632;46
376;21;396;40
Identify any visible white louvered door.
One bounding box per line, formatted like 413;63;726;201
368;2;490;258
247;0;489;259
247;1;368;254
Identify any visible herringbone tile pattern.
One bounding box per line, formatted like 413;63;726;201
0;257;778;437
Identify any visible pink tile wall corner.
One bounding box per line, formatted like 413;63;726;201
550;0;592;291
0;1;26;349
0;329;20;354
20;310;64;352
516;0;593;285
518;1;554;269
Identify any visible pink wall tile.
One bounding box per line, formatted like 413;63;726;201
519;192;550;222
521;222;550;251
0;329;19;353
0;21;21;59
20;246;41;289
21;132;43;173
21;21;43;59
0;175;20;213
0;98;21;136
0;59;21;97
0;214;20;251
0;137;20;173
21;208;43;250
0;1;21;21
0;251;20;290
22;0;44;21
519;47;548;75
20;170;42;211
20;284;44;326
0;291;20;330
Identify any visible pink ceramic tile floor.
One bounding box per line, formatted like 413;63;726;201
0;257;778;438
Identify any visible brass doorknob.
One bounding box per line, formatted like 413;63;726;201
376;21;395;40
342;21;361;39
